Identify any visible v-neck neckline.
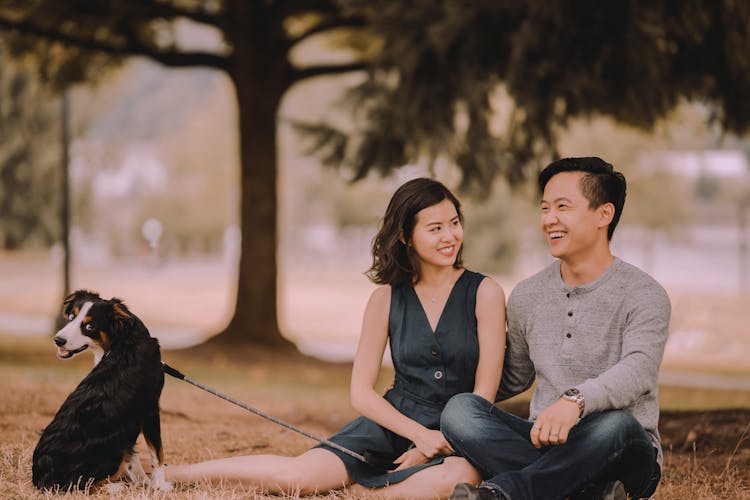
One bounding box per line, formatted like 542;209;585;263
411;269;467;334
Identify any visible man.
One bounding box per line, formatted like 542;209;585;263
441;157;670;500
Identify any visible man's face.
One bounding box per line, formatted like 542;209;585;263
540;171;606;261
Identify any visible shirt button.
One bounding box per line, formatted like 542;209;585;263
566;333;572;338
431;346;440;356
566;293;571;298
568;311;573;317
434;370;444;380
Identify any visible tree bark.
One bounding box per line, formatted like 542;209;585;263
217;8;295;348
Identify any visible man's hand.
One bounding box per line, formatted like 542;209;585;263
530;398;580;448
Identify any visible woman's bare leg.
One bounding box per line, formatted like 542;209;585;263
165;448;350;495
348;457;482;500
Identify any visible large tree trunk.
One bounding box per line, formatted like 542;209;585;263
219;76;293;347
216;12;295;348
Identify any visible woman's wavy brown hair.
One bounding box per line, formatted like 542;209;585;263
366;178;463;285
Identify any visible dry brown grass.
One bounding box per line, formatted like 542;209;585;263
0;335;374;499
2;334;749;499
657;445;750;500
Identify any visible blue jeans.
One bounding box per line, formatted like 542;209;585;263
441;393;661;500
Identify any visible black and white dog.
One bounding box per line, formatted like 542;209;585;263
32;290;171;492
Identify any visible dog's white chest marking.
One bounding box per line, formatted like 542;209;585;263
92;347;105;366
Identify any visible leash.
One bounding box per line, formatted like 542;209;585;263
162;362;396;470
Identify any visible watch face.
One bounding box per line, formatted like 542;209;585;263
563;389;584;416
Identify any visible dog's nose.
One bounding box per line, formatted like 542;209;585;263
54;336;66;347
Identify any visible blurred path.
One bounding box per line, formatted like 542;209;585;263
658;369;750;391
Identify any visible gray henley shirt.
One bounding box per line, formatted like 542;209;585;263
498;257;671;465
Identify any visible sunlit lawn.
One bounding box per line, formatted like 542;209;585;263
1;252;749;498
1;333;749;499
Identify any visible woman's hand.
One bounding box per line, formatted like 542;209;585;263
411;428;454;459
393;447;429;471
394;427;455;471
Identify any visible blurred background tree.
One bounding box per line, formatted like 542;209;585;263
305;0;750;186
0;0;368;347
0;41;61;250
1;0;749;348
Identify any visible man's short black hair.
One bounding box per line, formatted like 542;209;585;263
538;157;627;241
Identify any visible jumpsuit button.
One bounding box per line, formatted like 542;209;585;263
566;333;572;338
433;370;443;380
431;345;440;356
568;311;573;317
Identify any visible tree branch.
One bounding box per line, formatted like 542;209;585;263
276;0;341;19
289;61;367;84
286;16;368;49
129;0;224;27
0;14;230;71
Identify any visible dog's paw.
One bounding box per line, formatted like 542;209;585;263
150;467;173;491
124;454;149;485
151;479;173;492
102;482;127;494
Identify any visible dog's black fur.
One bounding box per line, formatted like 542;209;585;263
32;290;168;491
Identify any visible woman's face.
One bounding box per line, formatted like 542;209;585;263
407;198;463;269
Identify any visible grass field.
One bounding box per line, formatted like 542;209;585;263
1;333;749;499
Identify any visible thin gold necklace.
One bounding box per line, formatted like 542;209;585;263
416;283;450;304
416;269;462;304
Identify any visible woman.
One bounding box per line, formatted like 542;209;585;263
166;178;506;499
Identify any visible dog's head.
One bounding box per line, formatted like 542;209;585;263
54;290;137;362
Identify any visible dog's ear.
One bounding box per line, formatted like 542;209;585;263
110;300;136;331
62;291;80;308
112;303;131;321
63;289;101;307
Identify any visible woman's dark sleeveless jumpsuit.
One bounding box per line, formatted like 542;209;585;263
316;270;486;487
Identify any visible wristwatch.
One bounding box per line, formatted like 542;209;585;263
562;388;585;417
